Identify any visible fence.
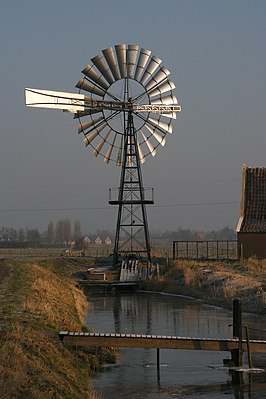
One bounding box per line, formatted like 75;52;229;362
172;240;239;261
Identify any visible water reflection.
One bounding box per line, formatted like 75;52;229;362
86;292;266;399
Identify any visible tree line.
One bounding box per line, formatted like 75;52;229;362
0;219;82;245
0;222;236;246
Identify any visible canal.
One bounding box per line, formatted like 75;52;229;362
85;291;266;398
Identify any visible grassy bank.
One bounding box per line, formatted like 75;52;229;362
0;258;114;399
146;258;266;314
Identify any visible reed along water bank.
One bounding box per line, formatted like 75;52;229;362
145;258;266;314
0;257;115;399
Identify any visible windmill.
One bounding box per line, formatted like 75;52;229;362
25;44;181;266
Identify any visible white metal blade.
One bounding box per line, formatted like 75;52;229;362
140;55;162;86
150;95;177;105
93;128;111;157
83;130;99;147
25;88;85;112
148;117;172;133
104;134;116;163
115;44;127;78
83;123;107;146
76;78;105;97
145;125;166;146
141;130;157;157
144;67;170;92
134;48;152;81
137;139;145;164
102;47;120;81
150;93;179;119
161;112;177;119
91;53;114;85
126;44;139;79
77;115;104;134
82;64;109;90
148;80;176;97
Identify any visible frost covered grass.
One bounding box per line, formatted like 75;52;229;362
146;258;266;314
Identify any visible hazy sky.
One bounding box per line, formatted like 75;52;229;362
0;0;265;233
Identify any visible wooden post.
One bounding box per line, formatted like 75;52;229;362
157;348;160;381
231;299;243;367
245;325;253;369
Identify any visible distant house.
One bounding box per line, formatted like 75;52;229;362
95;236;102;245
236;164;266;259
82;236;91;246
105;236;112;245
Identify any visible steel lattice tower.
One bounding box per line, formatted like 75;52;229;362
109;106;153;265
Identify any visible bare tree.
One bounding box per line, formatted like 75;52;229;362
73;220;81;241
55;219;64;243
47;222;54;244
55;219;72;244
26;228;41;243
18;228;26;242
64;219;72;243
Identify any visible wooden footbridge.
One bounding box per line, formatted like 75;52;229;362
59;300;266;373
59;331;266;353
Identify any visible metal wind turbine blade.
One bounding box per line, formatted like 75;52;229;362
83;130;99;147
134;48;152;81
104;134;117;163
83;123;107;146
25;88;85;112
77;115;104;134
91;53;114;85
102;47;120;81
141;130;157;157
150;94;180;119
93;128;112;157
76;78;105;97
126;44;139;79
137;139;146;164
148;80;176;97
150;94;178;105
82;64;110;90
144;67;170;92
145;125;166;147
115;44;127;78
161;112;177;119
140;55;162;86
148;117;172;133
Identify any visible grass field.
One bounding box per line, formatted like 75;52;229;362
0;257;115;399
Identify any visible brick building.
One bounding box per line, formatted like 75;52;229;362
236;164;266;259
